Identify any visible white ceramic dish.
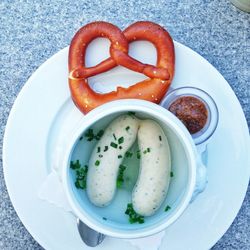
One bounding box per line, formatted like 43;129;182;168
62;100;198;238
3;40;250;250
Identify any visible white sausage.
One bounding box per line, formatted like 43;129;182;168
132;120;171;216
87;115;139;207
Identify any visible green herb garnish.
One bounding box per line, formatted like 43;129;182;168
125;203;144;224
118;136;124;144
159;135;162;141
126;126;130;131
113;133;117;140
70;160;81;170
70;160;88;189
170;171;174;177
119;146;123;150
85;129;95;141
104;146;109;152
165;205;171;212
142;148;151;154
85;129;104;141
136;150;141;159
118;155;122;159
79;136;83;141
128;111;136;116
125;151;133;158
75;181;82;189
95;160;100;166
110;142;118;148
99;154;103;158
96;130;104;140
117;165;126;188
97;147;101;153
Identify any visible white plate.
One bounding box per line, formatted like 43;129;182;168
3;39;250;250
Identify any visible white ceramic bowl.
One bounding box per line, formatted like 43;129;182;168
62;99;198;239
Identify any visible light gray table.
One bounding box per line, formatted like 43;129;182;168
0;0;249;249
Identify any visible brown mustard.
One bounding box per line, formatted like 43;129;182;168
169;96;208;134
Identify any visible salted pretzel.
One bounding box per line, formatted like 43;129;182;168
69;21;175;114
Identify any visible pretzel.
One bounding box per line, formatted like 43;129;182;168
69;21;175;114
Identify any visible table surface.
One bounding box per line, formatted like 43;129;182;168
0;0;249;249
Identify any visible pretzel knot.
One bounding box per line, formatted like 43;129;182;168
69;21;175;114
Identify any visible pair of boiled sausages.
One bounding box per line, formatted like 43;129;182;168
87;115;171;216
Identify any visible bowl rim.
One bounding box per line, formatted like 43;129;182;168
62;99;197;239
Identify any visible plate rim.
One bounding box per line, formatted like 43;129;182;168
2;41;250;250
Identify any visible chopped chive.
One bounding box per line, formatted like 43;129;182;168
138;217;145;224
104;146;108;152
119;165;126;171
102;217;107;221
97;129;104;137
125;151;133;158
116;180;123;188
113;133;117;140
85;129;94;141
95;160;100;166
136;150;141;159
126;126;130;131
159;135;162;141
95;130;104;140
99;154;103;158
70;160;81;169
110;142;118;148
119;146;123;150
129;217;134;224
79;136;83;141
77;179;86;189
71;161;88;189
125;203;132;214
117;165;126;188
170;171;174;177
118;155;122;159
97;146;101;153
118;136;124;144
86;129;93;135
142;148;150;154
75;181;81;189
165;205;171;212
125;203;144;224
85;129;104;141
